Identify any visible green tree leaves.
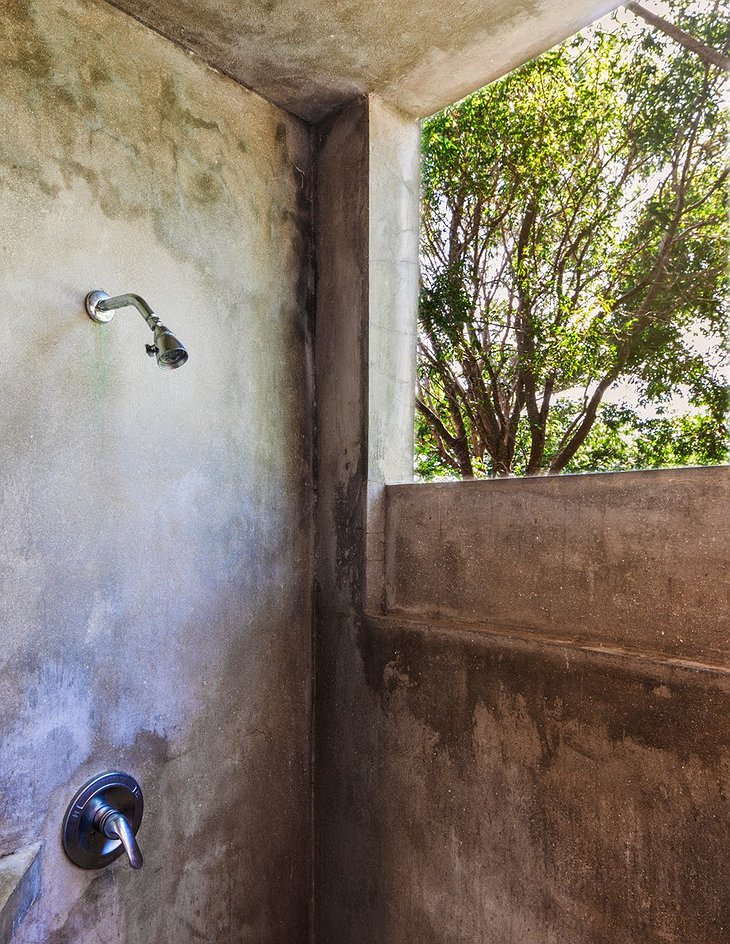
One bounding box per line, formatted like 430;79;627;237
417;0;728;478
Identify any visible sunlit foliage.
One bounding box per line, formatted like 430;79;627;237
417;1;728;478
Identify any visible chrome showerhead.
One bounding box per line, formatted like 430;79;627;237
85;290;189;371
146;325;188;370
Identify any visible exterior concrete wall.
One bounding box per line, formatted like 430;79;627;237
358;616;730;944
314;98;729;944
1;1;313;941
386;469;730;664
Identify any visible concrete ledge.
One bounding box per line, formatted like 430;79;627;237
384;467;730;664
365;614;730;682
0;845;42;944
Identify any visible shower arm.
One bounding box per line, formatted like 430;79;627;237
84;288;189;369
92;292;162;331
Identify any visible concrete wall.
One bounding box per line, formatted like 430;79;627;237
386;469;730;664
357;615;730;944
313;97;730;943
365;98;421;611
313;97;371;944
313;96;424;942
0;1;313;941
4;3;728;941
370;471;729;942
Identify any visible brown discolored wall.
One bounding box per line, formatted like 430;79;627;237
313;99;730;943
0;1;313;941
385;469;730;663
356;616;730;944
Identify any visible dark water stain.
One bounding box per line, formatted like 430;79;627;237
48;85;77;110
89;62;112;85
190;169;224;205
290;126;316;485
160;76;221;133
46;871;115;944
54;155;147;223
359;619;730;772
38;178;61;198
274;120;290;166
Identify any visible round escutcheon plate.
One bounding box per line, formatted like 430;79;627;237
62;771;143;869
85;291;113;323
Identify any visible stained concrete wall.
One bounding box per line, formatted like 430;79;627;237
313;95;424;941
0;1;313;941
102;0;622;121
314;98;730;943
4;3;727;941
386;469;730;664
313;96;374;943
357;615;730;944
365;98;421;612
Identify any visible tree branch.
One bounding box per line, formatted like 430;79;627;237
627;1;730;73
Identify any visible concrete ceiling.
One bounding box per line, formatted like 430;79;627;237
107;0;621;122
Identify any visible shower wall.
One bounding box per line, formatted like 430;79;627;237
313;99;729;944
0;1;313;941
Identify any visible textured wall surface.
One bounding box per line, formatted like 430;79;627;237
3;3;728;942
313;98;373;944
364;98;420;612
386;469;730;663
102;0;621;120
0;1;313;941
356;616;730;944
313;101;729;944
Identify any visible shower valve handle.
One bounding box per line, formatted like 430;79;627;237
92;804;144;869
62;771;144;871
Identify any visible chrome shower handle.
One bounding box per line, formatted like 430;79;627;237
93;804;144;869
62;771;144;871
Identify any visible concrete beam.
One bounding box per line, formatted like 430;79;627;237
103;0;622;121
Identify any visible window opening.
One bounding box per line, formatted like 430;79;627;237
416;0;729;479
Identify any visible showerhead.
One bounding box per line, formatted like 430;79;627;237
146;325;189;370
85;290;189;371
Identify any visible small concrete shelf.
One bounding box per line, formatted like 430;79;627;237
0;845;41;944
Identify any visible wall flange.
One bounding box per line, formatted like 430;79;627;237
62;771;143;870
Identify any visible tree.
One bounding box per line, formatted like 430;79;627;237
417;0;728;479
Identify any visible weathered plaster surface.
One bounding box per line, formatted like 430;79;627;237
358;617;730;943
4;1;727;940
365;98;420;611
314;99;729;944
103;0;622;120
1;1;313;941
386;468;730;663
